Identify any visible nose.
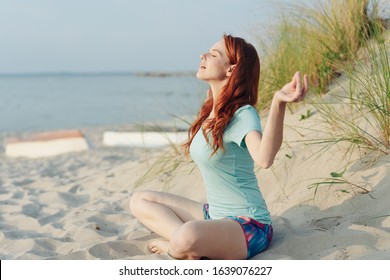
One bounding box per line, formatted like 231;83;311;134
200;53;206;60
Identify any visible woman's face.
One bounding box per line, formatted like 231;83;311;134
196;39;232;82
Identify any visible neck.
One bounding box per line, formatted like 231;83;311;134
209;79;228;115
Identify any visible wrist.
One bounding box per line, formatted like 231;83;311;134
273;92;287;106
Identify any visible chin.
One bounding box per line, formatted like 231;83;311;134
196;72;204;80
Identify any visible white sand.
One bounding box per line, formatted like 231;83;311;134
0;75;389;260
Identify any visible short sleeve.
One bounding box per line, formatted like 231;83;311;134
224;105;262;148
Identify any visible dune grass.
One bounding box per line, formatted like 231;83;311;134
307;168;374;200
257;0;377;110
310;22;389;157
253;0;388;162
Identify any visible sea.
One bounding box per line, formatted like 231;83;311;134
0;72;208;134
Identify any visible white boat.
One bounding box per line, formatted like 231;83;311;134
5;130;89;158
103;131;188;148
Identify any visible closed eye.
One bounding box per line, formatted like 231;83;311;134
210;48;222;57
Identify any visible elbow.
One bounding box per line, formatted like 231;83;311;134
256;159;274;169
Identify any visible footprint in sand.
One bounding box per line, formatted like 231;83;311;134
311;216;342;231
88;241;144;259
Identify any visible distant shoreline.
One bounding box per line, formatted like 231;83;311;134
134;71;196;77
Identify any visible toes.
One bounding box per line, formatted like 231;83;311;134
148;245;159;254
148;242;164;254
148;239;170;255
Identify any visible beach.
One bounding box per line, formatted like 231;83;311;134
2;0;390;268
1;3;390;260
1;71;389;260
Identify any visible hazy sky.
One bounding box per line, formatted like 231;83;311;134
0;0;280;74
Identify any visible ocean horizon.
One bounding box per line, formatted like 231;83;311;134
0;71;208;134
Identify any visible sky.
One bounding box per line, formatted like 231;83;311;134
0;0;281;74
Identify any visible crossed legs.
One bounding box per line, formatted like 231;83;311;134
129;190;247;260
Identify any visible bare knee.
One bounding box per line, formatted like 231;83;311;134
129;190;153;218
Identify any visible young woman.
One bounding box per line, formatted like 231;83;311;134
130;34;308;260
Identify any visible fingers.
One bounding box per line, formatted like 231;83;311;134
295;71;302;92
293;72;308;102
290;71;302;102
291;71;298;88
276;71;309;104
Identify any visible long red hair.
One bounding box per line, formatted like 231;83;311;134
183;34;260;156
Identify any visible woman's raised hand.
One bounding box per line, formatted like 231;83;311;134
275;71;309;104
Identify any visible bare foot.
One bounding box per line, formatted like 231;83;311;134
148;239;170;254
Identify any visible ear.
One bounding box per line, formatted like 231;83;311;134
226;64;236;77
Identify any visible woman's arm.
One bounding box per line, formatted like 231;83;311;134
246;71;308;168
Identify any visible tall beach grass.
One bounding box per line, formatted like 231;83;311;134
311;23;389;157
257;0;377;109
258;0;389;158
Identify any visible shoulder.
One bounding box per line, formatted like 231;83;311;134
226;104;261;132
224;104;262;146
233;105;260;121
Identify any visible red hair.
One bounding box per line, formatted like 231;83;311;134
183;34;260;156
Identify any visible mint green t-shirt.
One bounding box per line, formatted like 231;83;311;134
190;105;272;224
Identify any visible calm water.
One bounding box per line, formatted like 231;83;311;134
0;73;208;133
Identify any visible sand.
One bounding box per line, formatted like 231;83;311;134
0;75;389;260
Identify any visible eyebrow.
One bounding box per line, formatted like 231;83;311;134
210;49;222;55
